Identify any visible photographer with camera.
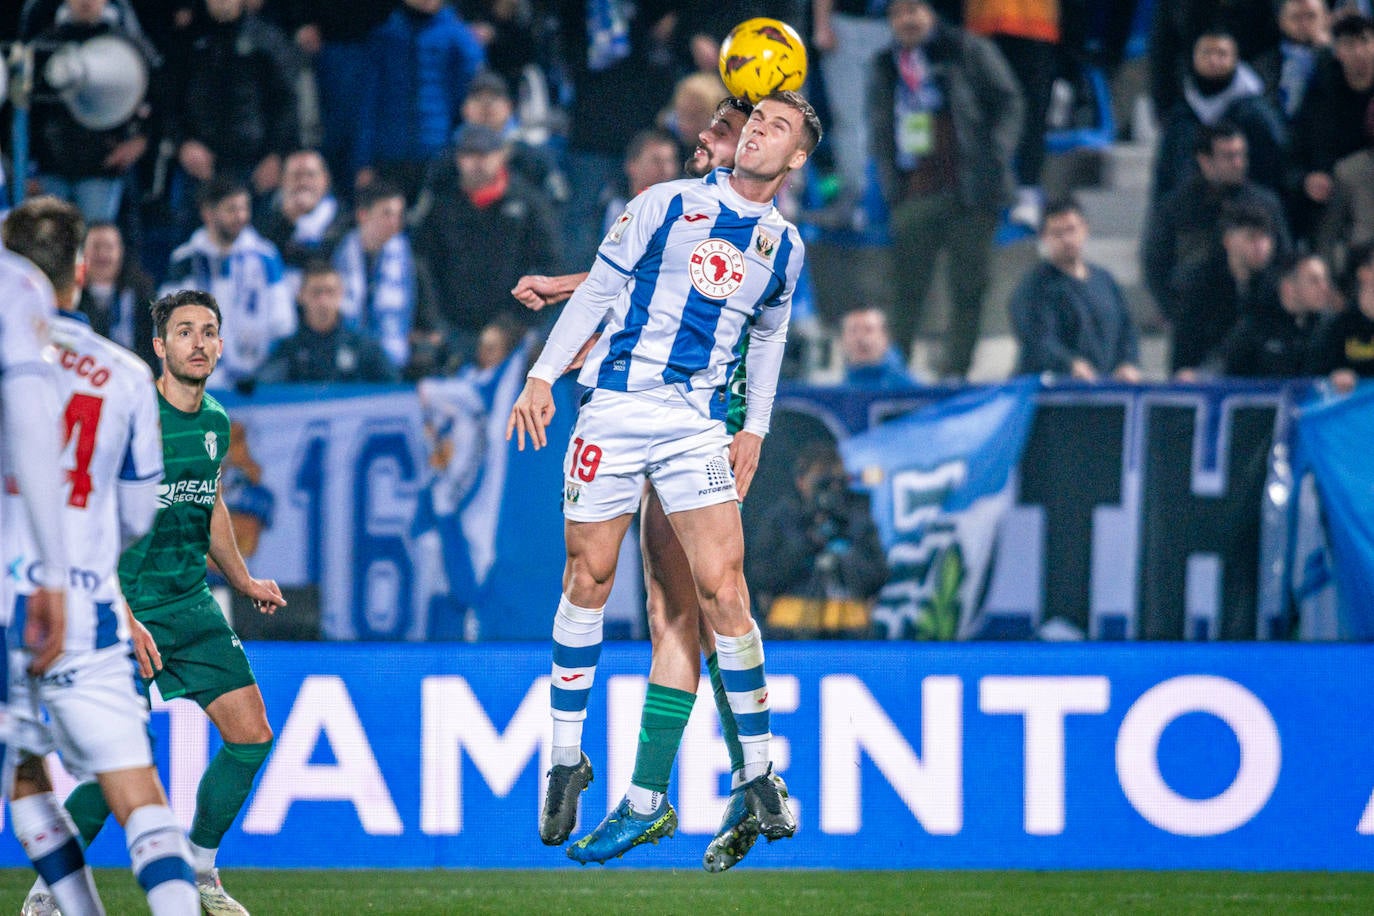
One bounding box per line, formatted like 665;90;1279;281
747;441;888;638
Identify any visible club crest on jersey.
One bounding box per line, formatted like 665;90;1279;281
606;210;633;244
564;482;582;504
688;239;746;300
204;431;218;459
754;229;777;259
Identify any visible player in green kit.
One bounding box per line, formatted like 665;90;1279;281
59;290;285;916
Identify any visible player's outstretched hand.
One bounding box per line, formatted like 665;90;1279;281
131;617;162;678
511;273;584;310
244;578;287;615
25;586;66;675
506;378;555;451
729;431;764;501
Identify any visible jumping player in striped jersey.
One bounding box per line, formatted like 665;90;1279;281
512;95;790;871
508;91;821;864
4;197;198;916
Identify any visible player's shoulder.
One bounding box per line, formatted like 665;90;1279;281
201;392;231;426
54;314;154;383
0;249;57;311
631;177;698;213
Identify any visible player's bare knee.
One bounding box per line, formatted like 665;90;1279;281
11;755;52;797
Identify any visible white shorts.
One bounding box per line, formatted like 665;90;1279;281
562;388;738;522
7;645;152;783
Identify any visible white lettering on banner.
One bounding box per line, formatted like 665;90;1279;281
1116;675;1280;836
979;676;1112;835
243;676;403;835
677;676;799;833
891;463;968;535
421;676;546;835
1358;789;1374;834
820;675;962;835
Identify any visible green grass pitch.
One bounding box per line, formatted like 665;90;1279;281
1;869;1370;914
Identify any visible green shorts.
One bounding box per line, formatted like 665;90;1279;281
138;591;257;709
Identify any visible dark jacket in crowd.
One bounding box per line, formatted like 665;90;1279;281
353;5;485;173
868;21;1024;214
1142;174;1292;322
412;161;558;341
1011;261;1140;377
274;0;398;43
78;267;158;373
168;12;301;174
1307;308;1374;377
1172;252;1279;373
30;15;161;179
257;324;398;383
258;203;350;271
1148;0;1281;116
1289;50;1374;180
1216;297;1320;378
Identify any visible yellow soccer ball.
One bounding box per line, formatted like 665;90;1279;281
718;18;808;104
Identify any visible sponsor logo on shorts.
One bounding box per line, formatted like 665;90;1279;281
231;636;242;649
699;456;735;496
564;482;582;504
688;239;746;300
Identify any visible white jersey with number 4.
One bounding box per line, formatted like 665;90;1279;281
3;312;163;652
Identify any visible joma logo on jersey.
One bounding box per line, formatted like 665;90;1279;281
688;239;746;300
159;478;217;507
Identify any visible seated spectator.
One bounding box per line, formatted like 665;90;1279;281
78;222;157;371
160;177;296;389
1317;109;1374;271
1011;198;1142;382
456;70;567;212
258;261;399;383
1309;239;1374;392
332;181;421;374
354;0;484;201
1152;29;1288;202
412;123;557;367
1254;0;1331;120
29;0;159;224
840;306;918;389
1289;13;1374;239
259;150;348;276
1142;122;1292;323
600;129;680;235
747;441;888;638
1173;202;1280;378
1217;252;1335;376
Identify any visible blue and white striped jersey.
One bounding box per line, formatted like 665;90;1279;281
530;169;804;435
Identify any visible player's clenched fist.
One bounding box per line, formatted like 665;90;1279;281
506;378;556;450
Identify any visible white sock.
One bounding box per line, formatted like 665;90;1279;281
126;805;197;915
625;785;662;816
730;769;747;791
188;840;217;875
12;792;104;915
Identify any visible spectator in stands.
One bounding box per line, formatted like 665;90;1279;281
660;72;728;159
1254;0;1332;121
458;0;542;92
600;129;680;235
747;441;888;638
28;0;159;224
259;150;348;276
457;70;567;214
333;181;422;374
78;222;157;371
1309;239;1374;391
1149;0;1281;117
839;306;918;389
160;177;296;389
963;0;1061;230
354;0;485;202
1290;13;1374;240
166;0;300;204
1143;122;1292;324
1173;202;1280;378
276;1;398;187
1011;198;1142;382
412;123;557;368
1152;29;1288;203
258;261;399;383
868;0;1023;379
1217;252;1334;376
1317;108;1374;271
555;0;680;271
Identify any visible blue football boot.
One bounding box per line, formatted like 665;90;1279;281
566;797;678;864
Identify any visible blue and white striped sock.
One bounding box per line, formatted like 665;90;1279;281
126;804;196;916
714;624;772;781
550;595;603;767
12;792;103;915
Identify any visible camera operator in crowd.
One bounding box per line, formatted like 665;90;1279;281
747;441;888;638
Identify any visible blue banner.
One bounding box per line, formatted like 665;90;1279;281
3;642;1372;870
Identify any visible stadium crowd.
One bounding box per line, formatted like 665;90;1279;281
4;0;1374;392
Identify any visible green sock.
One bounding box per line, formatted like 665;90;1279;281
189;739;273;850
64;780;112;847
707;653;745;777
630;683;696;793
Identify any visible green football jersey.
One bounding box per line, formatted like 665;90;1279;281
725;336;750;436
119;391;230;617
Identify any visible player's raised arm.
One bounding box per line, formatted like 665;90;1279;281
512;272;589;310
